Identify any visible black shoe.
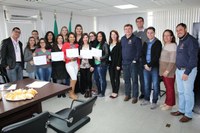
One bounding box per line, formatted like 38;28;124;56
84;91;89;98
139;94;144;99
132;98;138;104
62;94;66;98
88;90;92;97
57;95;61;98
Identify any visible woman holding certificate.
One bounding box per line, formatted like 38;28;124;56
24;36;36;79
79;33;94;98
108;30;122;98
51;34;68;98
34;38;52;81
63;32;80;100
94;31;109;97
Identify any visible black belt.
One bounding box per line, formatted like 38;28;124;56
16;62;21;63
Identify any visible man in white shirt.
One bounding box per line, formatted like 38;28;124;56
0;27;24;82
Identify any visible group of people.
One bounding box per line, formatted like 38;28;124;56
0;17;199;123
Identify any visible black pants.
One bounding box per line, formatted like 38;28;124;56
109;65;121;94
80;68;92;93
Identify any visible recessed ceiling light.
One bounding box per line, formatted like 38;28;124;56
25;0;43;2
114;4;138;9
82;9;98;12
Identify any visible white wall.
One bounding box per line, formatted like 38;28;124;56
97;13;147;40
0;6;94;47
0;7;7;42
153;8;200;42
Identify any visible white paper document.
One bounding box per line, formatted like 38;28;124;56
66;48;79;58
91;48;102;57
33;55;47;65
51;52;64;61
80;50;93;59
26;81;49;88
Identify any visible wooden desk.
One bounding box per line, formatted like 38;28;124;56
0;78;71;129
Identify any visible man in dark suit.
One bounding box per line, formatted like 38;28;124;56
0;27;24;82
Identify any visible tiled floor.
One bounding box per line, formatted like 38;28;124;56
43;81;200;133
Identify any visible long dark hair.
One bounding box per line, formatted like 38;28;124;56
45;31;55;43
80;33;89;46
162;29;176;44
97;31;107;46
26;36;36;50
74;24;83;35
109;30;120;44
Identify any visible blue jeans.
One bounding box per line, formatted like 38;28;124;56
143;67;159;103
94;65;107;96
36;67;52;81
6;63;23;82
28;72;35;79
138;59;144;95
123;63;139;98
176;68;197;118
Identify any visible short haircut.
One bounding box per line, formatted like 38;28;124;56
136;17;144;22
12;27;20;31
147;26;155;32
176;23;187;29
124;24;133;29
32;30;38;34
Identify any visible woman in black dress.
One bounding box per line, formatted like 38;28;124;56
51;34;68;98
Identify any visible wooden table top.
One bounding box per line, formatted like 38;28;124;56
0;78;71;118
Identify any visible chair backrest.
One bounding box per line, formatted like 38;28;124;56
0;66;9;83
1;112;49;133
67;96;97;127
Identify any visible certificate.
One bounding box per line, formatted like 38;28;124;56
91;48;102;57
80;50;93;59
51;52;64;61
33;55;47;65
66;48;79;58
26;81;49;88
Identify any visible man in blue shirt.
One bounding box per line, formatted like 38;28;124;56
171;23;198;122
140;27;162;109
121;24;142;104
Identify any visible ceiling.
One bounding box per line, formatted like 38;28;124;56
0;0;200;16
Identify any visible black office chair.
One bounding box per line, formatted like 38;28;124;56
1;112;49;133
48;96;97;133
0;65;9;84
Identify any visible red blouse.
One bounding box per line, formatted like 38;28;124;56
62;42;80;65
